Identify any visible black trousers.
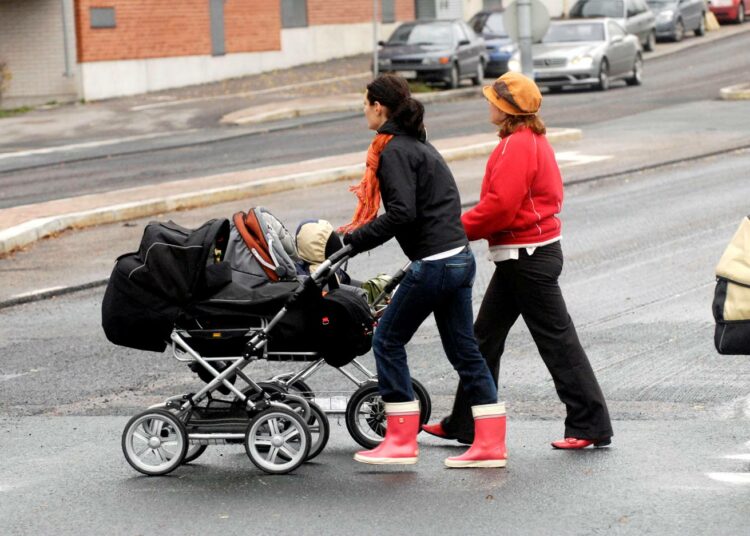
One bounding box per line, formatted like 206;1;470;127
443;241;613;441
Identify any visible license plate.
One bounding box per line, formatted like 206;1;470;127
398;70;417;79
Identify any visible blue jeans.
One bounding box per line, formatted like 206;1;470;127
373;249;498;405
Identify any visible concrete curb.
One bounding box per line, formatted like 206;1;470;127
720;83;750;101
221;87;480;125
0;128;582;257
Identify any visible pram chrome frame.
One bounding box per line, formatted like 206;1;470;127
122;246;356;477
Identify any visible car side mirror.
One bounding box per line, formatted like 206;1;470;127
378;40;386;46
458;39;471;46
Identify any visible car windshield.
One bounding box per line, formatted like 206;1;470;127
646;0;673;4
543;22;606;42
388;23;454;46
470;12;508;37
570;0;624;18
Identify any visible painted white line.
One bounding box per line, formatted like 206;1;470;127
725;454;750;461
0;131;197;161
0;373;29;382
556;151;612;167
707;472;750;484
131;71;372;111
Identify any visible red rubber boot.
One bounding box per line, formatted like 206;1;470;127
354;401;420;465
444;403;507;468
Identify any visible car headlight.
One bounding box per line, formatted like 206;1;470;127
422;57;437;65
508;58;521;72
569;55;593;68
500;44;517;54
657;9;674;21
378;59;390;67
712;0;733;6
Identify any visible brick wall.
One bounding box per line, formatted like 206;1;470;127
307;0;414;25
225;0;281;54
74;0;280;62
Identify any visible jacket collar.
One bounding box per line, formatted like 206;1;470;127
378;119;426;142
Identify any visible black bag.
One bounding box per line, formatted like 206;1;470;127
713;215;750;355
128;219;231;303
317;287;375;367
101;219;231;352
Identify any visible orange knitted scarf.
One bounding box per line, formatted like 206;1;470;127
337;133;394;234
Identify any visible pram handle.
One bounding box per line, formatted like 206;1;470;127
242;244;356;359
371;260;411;308
308;243;355;285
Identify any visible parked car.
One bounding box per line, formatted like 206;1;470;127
569;0;658;51
468;8;517;76
508;19;642;91
707;0;748;23
376;20;488;88
647;0;706;41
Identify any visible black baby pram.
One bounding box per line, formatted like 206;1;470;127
102;208;429;475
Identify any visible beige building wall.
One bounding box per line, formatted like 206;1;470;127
0;0;79;107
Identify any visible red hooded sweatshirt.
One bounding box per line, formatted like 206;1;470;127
462;127;563;247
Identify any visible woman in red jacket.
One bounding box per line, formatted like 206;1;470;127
423;72;613;450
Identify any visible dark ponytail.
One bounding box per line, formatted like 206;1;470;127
366;74;425;138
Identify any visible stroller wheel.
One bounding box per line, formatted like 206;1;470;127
182;443;208;464
285;400;330;461
122;409;188;476
273;373;315;399
345;380;432;450
245;406;311;474
253;383;312;421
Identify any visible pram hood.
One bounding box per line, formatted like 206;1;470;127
225;207;298;282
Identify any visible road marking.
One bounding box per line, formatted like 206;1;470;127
556;151;612;167
0;373;29;382
707;473;750;485
725;454;750;461
130;72;371;111
0;131;197;161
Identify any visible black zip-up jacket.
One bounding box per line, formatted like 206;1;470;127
347;120;468;261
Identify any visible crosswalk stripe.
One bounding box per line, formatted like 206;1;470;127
707;472;750;485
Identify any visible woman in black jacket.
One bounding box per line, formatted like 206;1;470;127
341;74;507;468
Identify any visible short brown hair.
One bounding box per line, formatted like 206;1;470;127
499;114;546;138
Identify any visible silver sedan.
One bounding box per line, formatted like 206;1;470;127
509;19;643;92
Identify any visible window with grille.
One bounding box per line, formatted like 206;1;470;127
282;0;308;28
382;0;396;22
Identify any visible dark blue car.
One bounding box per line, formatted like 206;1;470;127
468;8;517;77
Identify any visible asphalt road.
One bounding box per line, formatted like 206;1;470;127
1;145;749;534
1;30;750;208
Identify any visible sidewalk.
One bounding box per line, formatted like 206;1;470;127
0;128;582;256
1;21;749;272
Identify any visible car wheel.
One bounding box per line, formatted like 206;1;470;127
626;54;643;86
695;13;706;36
447;64;460;89
472;60;485;86
673;19;685;42
596;59;610;91
644;30;656;51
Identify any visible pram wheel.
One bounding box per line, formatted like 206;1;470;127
122;409;188;476
284;400;330;461
183;443;208;464
345;379;432;450
245;406;311;474
148;395;209;464
273;373;315;399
